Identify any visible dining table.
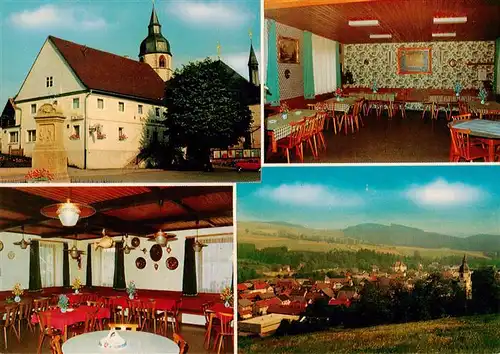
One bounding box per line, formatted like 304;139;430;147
452;119;500;162
266;109;317;153
61;330;180;354
468;101;500;119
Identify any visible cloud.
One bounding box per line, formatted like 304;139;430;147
9;4;107;31
167;1;253;27
405;178;485;207
255;183;363;208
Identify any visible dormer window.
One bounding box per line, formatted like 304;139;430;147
46;76;53;87
159;55;166;68
155;108;160;117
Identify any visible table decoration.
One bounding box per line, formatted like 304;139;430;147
126;281;137;300
12;283;23;302
220;286;233;308
454;82;462;97
58;294;69;313
72;277;82;294
372;80;378;93
280;102;290;120
334;88;343;101
99;330;127;349
479;88;488;104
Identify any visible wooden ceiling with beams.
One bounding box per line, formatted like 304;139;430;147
0;186;233;240
265;0;500;43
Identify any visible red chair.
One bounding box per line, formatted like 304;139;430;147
202;302;218;349
301;116;318;159
36;311;61;354
340;100;362;135
212;312;234;354
313;112;327;154
449;126;489;162
276;120;305;163
458;101;470;115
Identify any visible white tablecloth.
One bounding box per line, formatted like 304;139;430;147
62;330;180;354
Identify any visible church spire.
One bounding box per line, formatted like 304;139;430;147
248;29;259;86
148;4;162;35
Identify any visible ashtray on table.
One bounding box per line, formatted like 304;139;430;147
99;330;127;349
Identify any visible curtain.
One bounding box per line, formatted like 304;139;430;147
196;240;233;293
113;241;126;291
264;19;269;92
312;34;339;95
266;19;280;106
29;240;42;292
494;38;500;94
86;244;92;288
336;42;342;89
303;31;315;99
101;248;115;287
63;242;69;288
39;243;55;288
182;239;197;296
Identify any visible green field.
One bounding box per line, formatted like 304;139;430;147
238;314;500;353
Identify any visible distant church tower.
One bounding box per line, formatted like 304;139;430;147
139;5;172;81
248;32;260;86
459;254;472;299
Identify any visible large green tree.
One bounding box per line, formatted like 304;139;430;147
164;58;253;164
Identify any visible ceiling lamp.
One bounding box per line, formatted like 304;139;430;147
13;227;31;249
41;198;95;227
148;230;177;246
433;16;467;24
66;239;85;269
370;34;392;39
122;234;135;254
349;19;379;27
192;220;207;252
432;32;456;38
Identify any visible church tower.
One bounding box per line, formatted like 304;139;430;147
139;6;172;81
459;254;472;299
248;32;260;87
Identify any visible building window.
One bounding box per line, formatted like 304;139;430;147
118;102;125;112
159;55;166;68
155;108;160;117
31;104;37;114
9;132;18;144
146;129;150;139
101;248;115;287
138;105;143;114
118;127;127;141
46;76;53;87
40;243;56;287
97;98;104;109
70;125;80;140
27;130;36;142
73;98;80;109
196;240;233;293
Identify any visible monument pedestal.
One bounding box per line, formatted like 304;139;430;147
32;104;70;182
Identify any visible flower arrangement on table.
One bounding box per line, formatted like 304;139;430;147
12;283;23;302
72;277;82;294
220;286;233;308
58;294;69;313
279;102;290;119
25;168;54;183
126;281;137;299
118;133;128;141
69;133;80;140
478;87;488;104
334;88;343;101
372;80;378;93
454;82;462;97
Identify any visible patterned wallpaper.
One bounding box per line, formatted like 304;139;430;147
276;22;304;100
344;41;495;90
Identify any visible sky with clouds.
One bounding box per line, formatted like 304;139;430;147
0;0;261;106
238;166;500;237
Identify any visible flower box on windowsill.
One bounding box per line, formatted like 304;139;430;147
118;135;128;141
96;133;107;140
69;134;80;140
25;168;54;183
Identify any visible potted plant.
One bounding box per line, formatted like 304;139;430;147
12;283;23;303
58;295;69;313
279;102;290;120
25;168;54;183
126;281;137;300
334;88;343;101
220;286;233;308
478;87;488;104
118;133;128;141
72;277;82;294
372;80;378;94
69;133;80;140
454;82;462;97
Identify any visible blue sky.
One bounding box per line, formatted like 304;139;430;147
238;166;500;237
0;0;261;106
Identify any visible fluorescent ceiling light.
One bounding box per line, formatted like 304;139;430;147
349;20;379;27
433;17;467;24
370;34;392;39
432;32;456;37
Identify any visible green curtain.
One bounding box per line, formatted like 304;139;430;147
335;42;342;89
63;242;70;288
28;240;42;292
494;38;500;95
266;20;280;106
86;244;92;288
113;241;126;291
303;31;315;99
182;239;197;296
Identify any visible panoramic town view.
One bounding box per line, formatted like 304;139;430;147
237;166;500;353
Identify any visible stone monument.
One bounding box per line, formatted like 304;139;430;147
32;103;70;182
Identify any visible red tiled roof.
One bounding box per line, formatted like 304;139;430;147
328;298;351;307
267;305;302;315
237;284;249;291
252;281;270;290
49;36;165;103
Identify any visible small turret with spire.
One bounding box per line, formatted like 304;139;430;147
248;29;259;87
459;254;472;299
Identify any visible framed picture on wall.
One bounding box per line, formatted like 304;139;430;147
278;36;300;64
397;47;432;74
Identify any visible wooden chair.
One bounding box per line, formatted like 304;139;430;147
0;304;20;350
138;300;156;332
173;332;189;354
36;310;61;354
313;112;327;154
449;126;489;162
339;100;362;135
451;113;472;121
127;299;142;326
108;323;138;331
301;116;318;159
17;299;33;338
276;120;305;163
111;297;128;324
212;312;234;354
458;101;470;115
202;303;218;349
69;309;98;337
33;298;50;312
49;335;63;354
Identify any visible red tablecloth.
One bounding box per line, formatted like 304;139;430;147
31;305;110;335
66;293;86;305
208;303;233;315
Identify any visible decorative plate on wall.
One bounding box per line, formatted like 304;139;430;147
149;244;163;262
8;251;15;260
131;237;140;248
0;241;4;252
166;257;179;270
135;257;146;270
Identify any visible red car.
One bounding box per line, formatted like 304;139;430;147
235;159;261;172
